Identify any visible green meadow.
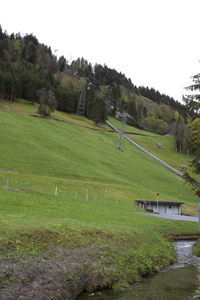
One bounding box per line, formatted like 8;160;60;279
0;99;199;289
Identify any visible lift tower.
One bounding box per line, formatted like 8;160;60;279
113;113;127;151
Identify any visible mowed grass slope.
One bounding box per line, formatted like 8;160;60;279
0;99;199;256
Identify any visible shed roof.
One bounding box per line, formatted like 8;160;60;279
136;200;185;205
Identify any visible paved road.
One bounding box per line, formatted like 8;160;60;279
135;212;198;222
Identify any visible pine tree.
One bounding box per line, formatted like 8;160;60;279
183;72;200;113
183;69;200;190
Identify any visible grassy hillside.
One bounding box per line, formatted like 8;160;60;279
0;100;198;209
0;99;199;296
0;98;198;229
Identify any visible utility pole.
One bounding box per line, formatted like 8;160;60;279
156;193;159;212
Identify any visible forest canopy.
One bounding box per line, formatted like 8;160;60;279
0;25;192;132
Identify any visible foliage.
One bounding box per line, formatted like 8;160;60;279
127;100;139;127
184;72;200;113
170;120;186;152
189;118;200;152
0;24;190;130
141;116;169;134
139;85;188;119
193;240;200;257
37;88;57;116
183;69;200;190
193;287;200;299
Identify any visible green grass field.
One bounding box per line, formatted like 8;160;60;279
0;99;199;285
1;98;200;292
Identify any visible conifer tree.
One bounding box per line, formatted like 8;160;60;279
183;70;200;189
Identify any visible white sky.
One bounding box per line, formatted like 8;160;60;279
1;0;200;102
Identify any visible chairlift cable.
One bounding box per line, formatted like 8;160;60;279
73;65;190;169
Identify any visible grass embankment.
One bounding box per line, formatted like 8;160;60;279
193;241;200;257
0;99;199;297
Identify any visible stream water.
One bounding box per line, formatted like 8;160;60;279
78;240;200;300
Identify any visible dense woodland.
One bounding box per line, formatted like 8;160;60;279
0;25;199;155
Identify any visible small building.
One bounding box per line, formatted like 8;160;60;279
136;200;184;215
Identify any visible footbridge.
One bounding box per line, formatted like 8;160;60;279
106;120;183;177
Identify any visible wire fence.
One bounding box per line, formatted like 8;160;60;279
0;177;137;210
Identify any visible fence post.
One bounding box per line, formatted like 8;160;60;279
86;186;88;201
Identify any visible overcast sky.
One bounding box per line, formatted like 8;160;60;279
1;0;200;102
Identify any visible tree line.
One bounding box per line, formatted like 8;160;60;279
0;25;193;133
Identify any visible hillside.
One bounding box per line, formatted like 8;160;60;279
0;25;191;138
0;99;198;213
0;99;199;299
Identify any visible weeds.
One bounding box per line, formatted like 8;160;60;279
66;273;74;282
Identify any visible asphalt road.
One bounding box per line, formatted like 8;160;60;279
135;212;198;222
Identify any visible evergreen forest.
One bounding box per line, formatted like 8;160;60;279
0;25;199;155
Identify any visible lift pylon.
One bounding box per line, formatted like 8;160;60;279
113;113;127;151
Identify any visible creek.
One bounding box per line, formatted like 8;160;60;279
78;240;200;300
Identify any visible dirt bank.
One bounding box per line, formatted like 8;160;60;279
0;245;114;300
1;233;189;299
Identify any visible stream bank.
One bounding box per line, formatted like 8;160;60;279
0;238;199;299
78;240;200;300
0;235;176;300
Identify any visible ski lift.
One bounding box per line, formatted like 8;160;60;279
87;82;92;90
180;159;186;171
180;165;186;171
157;138;162;148
157;143;162;148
